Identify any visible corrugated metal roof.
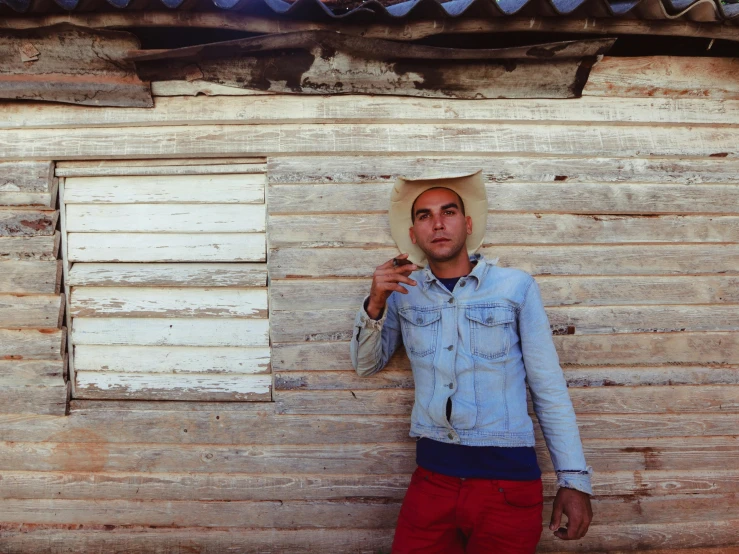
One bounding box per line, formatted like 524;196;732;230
1;0;737;21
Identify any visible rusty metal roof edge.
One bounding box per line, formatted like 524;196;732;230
1;0;737;20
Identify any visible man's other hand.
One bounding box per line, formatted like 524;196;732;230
367;253;418;319
549;487;593;540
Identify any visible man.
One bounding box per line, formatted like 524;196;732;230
350;170;593;553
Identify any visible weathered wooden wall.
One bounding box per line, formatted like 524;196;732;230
0;56;738;552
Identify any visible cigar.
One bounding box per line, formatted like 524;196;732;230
393;257;414;268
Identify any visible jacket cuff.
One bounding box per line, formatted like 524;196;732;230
556;467;594;496
357;295;387;330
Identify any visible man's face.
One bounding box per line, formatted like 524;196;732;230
409;188;472;263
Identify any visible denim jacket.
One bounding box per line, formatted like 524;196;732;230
350;253;593;495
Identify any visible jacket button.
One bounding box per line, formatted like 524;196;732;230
448;297;454;303
416;317;423;324
486;317;493;323
460;281;466;287
449;383;454;389
446;345;453;351
448;432;454;440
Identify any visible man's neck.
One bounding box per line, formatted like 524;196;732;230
427;250;474;279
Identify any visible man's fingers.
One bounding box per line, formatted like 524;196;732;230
549;500;563;531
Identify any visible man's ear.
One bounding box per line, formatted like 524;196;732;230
409;226;417;245
466;215;473;236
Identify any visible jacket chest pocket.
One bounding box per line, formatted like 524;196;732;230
399;308;442;357
466;306;515;360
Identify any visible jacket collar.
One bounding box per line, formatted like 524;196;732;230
421;253;497;291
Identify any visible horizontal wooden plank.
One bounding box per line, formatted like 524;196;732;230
0;231;59;261
64;174;265;204
0;293;64;329
270;276;739;311
0;382;68;416
70;287;267;319
0;161;53;191
275;365;739;389
72;317;269;347
0;469;736;503
0;327;65;361
69;262;266;288
0;435;734;475
268;245;739;278
6;95;739;128
0;527;391;553
2;522;737;554
1;123;738;161
66;204;265;233
68;233;265;263
274;386;739;416
271;305;739;342
267;155;739;185
268;185;739;216
272;332;739;370
584;57;739;99
0;260;61;294
0;407;737;445
0;208;58;237
75;345;270;374
56;158;266;176
270;213;739;248
75;372;272;401
0;494;734;528
0;360;65;382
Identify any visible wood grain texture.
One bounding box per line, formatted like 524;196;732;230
268;184;739;216
0;469;735;502
0;435;734;475
0;359;64;382
5;95;739;128
70;287;268;319
68;262;267;288
0;327;65;361
72;317;269;347
267;155;739;185
272;332;739;370
268;245;739;279
0;208;58;237
74;345;270;374
0;160;54;206
1;123;737;160
584;57;739;99
0;293;64;328
270;276;739;310
63;174;265;203
0;382;68;416
56;158;266;177
0;25;151;108
67;233;265;263
75;372;272;401
0;231;59;261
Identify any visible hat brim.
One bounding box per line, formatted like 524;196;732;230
389;169;488;267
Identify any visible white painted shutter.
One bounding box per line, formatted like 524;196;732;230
58;158;271;401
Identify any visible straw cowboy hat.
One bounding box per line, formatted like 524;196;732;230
389;169;488;267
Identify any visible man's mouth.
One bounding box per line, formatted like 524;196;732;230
431;238;450;244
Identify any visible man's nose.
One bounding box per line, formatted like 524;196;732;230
433;216;445;230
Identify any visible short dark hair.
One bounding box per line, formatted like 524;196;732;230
411;187;466;223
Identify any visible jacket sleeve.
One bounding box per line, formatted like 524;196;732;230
350;293;403;377
518;277;594;496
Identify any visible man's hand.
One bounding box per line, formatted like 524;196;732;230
549;487;593;540
366;253;418;319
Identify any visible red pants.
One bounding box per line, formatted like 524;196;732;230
392;466;544;554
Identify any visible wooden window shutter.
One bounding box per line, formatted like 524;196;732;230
57;158;270;401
